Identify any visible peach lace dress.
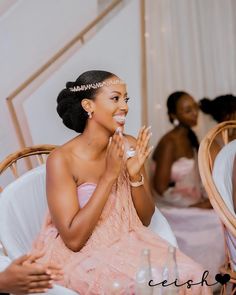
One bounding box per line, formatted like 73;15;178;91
33;167;211;295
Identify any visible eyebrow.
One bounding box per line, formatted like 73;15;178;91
111;91;128;96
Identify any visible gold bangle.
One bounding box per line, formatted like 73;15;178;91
129;174;144;187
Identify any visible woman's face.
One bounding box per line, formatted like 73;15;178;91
175;94;199;127
92;77;129;134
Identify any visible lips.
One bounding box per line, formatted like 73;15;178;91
113;115;126;124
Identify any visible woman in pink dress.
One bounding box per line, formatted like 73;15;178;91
34;72;211;294
152;91;224;287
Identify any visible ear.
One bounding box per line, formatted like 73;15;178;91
81;99;94;113
170;113;176;122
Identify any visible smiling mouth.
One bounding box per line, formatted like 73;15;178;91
113;115;126;124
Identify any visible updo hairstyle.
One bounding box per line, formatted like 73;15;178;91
199;94;236;123
57;70;114;133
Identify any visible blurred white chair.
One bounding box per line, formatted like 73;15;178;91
149;207;177;247
0;145;177;295
0;145;78;295
198;121;236;295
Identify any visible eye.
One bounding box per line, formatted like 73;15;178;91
111;96;119;102
124;97;130;103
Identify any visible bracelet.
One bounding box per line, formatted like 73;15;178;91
129;174;144;187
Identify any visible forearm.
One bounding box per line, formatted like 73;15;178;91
64;175;115;251
130;175;155;226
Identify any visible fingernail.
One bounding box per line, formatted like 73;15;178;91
147;126;152;130
150;132;152;136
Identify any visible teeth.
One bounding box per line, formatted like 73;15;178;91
113;115;126;123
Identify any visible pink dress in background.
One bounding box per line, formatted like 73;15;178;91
154;158;225;282
34;168;211;295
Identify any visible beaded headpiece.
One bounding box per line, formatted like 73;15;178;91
69;79;125;92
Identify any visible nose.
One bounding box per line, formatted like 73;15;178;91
119;100;128;112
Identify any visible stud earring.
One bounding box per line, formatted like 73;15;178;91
173;119;179;126
88;112;92;119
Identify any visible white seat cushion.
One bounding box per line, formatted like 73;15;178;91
213;139;236;270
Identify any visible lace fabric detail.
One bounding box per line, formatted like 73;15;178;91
33;166;211;294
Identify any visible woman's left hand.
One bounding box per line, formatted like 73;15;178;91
126;126;153;178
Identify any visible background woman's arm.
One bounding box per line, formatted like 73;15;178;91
152;137;175;195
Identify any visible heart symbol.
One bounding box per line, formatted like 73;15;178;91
215;273;231;285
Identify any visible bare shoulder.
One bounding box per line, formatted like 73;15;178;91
157;130;177;149
46;146;71;173
153;130;176;160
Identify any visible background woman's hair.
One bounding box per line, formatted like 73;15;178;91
57;70;115;133
167;91;199;150
166;91;188;124
199;94;236;122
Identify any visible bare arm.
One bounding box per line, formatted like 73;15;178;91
232;155;236;212
46;132;124;252
152;137;175;195
125;130;155;226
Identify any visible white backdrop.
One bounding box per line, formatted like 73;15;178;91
23;0;142;145
145;0;236;146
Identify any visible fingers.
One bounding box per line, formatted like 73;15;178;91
136;126;152;155
108;128;124;158
13;254;31;265
26;251;45;264
29;274;52;281
27;263;50;276
28;280;53;288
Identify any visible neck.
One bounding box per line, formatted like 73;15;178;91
175;123;190;134
77;124;111;159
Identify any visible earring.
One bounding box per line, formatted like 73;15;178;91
88;112;92;119
173;119;179;126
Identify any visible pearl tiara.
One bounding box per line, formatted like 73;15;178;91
69;79;125;92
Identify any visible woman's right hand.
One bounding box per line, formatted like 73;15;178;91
104;128;125;181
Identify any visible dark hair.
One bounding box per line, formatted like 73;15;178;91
199;94;236;123
56;70;115;133
167;91;199;150
166;91;188;124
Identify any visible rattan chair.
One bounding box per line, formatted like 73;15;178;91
0;144;78;295
198;120;236;294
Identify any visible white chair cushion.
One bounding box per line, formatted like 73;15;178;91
148;207;178;247
213;139;236;217
213;139;236;270
0;165;48;259
0;164;78;294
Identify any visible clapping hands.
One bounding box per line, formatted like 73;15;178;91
126;126;153;179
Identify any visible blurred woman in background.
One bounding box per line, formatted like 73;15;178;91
200;94;236;144
152;91;224;284
200;94;236;123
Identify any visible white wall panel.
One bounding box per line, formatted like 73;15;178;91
23;0;142;145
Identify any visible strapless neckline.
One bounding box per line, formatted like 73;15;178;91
77;182;97;189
